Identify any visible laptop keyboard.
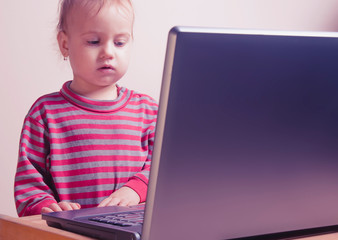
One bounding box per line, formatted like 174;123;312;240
89;210;144;227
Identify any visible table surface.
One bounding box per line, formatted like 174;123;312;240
0;214;93;240
1;214;338;240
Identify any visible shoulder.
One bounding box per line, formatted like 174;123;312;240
26;91;65;118
132;91;158;108
122;87;158;111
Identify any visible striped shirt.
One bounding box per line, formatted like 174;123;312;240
14;81;158;217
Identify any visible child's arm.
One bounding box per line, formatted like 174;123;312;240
14;115;58;216
97;151;151;207
98;104;157;207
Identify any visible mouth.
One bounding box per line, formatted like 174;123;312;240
98;65;114;70
98;65;115;73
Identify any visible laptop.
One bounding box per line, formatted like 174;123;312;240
42;26;338;240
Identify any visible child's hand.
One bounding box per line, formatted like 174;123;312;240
41;202;81;213
98;187;140;207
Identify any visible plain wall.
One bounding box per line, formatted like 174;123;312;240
1;0;338;217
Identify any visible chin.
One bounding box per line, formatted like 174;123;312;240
96;80;119;87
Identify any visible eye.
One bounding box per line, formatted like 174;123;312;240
114;41;125;47
114;38;129;47
87;40;100;45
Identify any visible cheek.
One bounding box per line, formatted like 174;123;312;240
69;48;96;69
68;41;95;58
120;48;132;68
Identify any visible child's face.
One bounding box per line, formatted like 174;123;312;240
58;3;133;90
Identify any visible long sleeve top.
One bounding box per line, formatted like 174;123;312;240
14;81;158;216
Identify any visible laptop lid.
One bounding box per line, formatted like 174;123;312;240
142;27;338;240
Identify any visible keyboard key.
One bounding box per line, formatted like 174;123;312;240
89;211;144;227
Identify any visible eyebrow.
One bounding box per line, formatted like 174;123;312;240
81;31;131;38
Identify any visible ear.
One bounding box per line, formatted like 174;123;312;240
57;31;69;57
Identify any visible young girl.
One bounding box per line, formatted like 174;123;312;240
14;0;158;217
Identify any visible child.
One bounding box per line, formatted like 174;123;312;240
14;0;158;217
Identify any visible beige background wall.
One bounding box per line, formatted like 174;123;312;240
1;0;338;217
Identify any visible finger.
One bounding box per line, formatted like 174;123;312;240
98;197;112;207
48;203;63;212
69;202;81;210
58;202;73;211
117;199;129;207
41;207;53;213
127;200;138;206
107;197;121;206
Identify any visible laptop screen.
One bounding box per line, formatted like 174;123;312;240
143;27;338;240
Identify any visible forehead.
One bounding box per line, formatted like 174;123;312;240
66;1;134;33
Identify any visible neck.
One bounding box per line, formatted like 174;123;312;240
69;81;118;100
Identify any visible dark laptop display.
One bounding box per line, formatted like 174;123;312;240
43;27;338;240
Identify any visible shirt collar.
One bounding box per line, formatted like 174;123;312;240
60;81;132;113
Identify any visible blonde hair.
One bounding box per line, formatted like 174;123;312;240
57;0;134;33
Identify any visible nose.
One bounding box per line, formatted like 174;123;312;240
100;42;115;60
